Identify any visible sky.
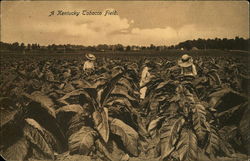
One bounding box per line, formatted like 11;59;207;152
1;1;249;46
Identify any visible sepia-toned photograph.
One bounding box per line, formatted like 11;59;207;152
0;0;249;161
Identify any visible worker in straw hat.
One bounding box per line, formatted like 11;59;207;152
83;53;96;72
178;54;197;78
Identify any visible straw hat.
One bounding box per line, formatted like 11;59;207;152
45;61;51;65
178;54;193;67
85;53;96;61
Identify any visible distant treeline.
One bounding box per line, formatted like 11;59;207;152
0;37;249;53
174;37;249;51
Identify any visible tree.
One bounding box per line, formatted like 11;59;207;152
27;44;31;50
115;44;124;51
12;42;19;50
126;46;131;51
20;43;25;51
150;44;155;50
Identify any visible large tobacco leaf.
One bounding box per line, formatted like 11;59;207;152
23;91;56;118
2;137;29;161
239;105;250;152
218;125;237;141
106;97;134;113
93;107;109;143
57;89;93;106
95;138;129;161
176;128;198;161
117;77;138;95
208;88;247;111
56;104;83;114
68;126;97;155
160;116;185;160
25;101;67;152
23;118;55;159
100;72;125;106
205;124;220;157
192;103;207;143
111;87;137;103
66;112;90;138
148;116;165;138
109;118;139;157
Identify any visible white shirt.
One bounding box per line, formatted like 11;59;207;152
83;60;95;71
140;66;151;87
181;64;197;76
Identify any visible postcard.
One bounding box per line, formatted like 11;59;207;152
0;1;249;161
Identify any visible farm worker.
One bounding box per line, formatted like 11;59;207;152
63;69;71;80
83;53;96;72
41;61;55;82
178;54;197;78
140;60;153;99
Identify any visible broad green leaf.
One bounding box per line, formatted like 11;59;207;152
95;139;129;161
106;97;134;113
176;128;198;161
207;71;221;86
56;104;83;114
71;79;92;88
66;112;89;138
68;126;97;155
197;148;212;161
0;109;19;127
84;87;100;108
84;88;98;100
205;124;220;157
192;103;207;143
2;137;29;161
160;117;185;160
112;84;130;94
63;82;75;93
208;88;247;109
23;118;54;159
95;139;114;161
148;116;165;138
110;118;139;156
111;89;136;102
100;72;125;106
57;89;92;106
109;92;137;110
217;102;247;122
239;105;250;151
25;101;67;152
94;79;107;90
93;108;109;143
218;125;237;141
155;80;174;91
0;108;23;150
218;137;235;157
23;91;56;118
117;77;140;95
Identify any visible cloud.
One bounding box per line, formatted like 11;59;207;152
18;14;195;45
27;14;132;45
1;1;248;46
2;5;248;46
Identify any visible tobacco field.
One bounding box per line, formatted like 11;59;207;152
0;53;249;161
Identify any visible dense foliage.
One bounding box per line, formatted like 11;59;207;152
175;37;249;51
0;53;249;161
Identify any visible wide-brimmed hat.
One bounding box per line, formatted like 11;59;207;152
178;54;193;67
45;61;51;65
85;53;96;61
